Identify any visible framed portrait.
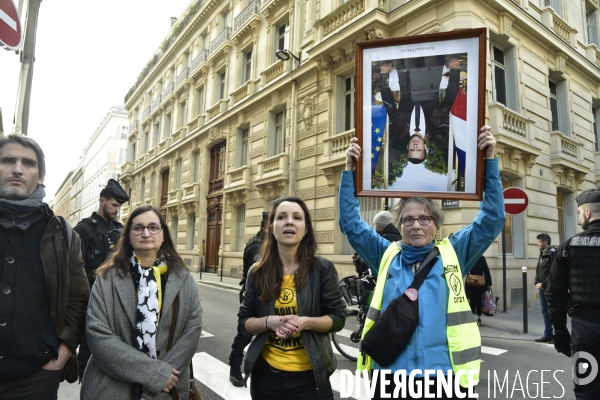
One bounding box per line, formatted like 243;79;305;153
355;28;487;200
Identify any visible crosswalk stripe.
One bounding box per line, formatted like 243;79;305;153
192;352;252;400
481;346;507;356
201;331;214;338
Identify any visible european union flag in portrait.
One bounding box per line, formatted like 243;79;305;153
371;104;387;175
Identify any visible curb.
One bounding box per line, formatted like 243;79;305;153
197;280;239;291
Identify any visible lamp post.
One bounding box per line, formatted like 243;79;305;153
275;49;301;67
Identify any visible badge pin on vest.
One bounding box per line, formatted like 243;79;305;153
405;288;418;301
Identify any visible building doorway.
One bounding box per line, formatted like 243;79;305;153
204;141;226;272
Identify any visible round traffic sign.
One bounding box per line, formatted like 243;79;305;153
0;0;22;51
503;187;528;215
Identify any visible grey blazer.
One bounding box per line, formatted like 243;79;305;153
80;266;203;400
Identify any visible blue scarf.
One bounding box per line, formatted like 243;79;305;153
400;241;435;270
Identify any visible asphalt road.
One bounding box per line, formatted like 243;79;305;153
58;282;578;400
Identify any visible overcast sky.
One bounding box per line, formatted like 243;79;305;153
0;0;192;201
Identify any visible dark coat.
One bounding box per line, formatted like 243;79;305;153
465;256;491;300
238;257;346;394
81;266;203;400
535;246;556;289
380;223;402;242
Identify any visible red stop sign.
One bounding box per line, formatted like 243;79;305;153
0;0;22;51
503;187;528;215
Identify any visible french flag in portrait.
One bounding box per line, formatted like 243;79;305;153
450;88;467;177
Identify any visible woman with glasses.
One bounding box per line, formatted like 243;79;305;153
339;126;505;399
238;196;346;400
80;205;203;400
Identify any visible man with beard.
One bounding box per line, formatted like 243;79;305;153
74;178;128;380
0;134;88;398
546;188;600;399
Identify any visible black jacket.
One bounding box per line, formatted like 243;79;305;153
238;257;346;395
380;223;402;242
74;212;122;286
535;246;556;288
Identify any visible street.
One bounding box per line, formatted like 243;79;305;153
58;282;576;400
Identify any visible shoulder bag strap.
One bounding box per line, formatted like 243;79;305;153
408;247;440;290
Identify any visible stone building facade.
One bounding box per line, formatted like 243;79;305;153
122;0;600;308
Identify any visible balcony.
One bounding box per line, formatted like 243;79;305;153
162;83;174;102
120;162;134;181
260;60;284;85
540;7;577;46
176;68;189;89
315;0;365;39
191;50;207;72
550;131;588;188
129;120;139;133
224;166;251;205
151;95;161;112
209;28;232;59
181;182;199;201
231;80;255;104
141;107;150;121
254;154;289;200
233;0;259;33
207;99;227;120
319;130;354;185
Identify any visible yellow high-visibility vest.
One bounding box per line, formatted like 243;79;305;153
357;239;481;388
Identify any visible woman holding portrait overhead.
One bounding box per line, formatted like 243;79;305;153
340;126;504;399
238;196;346;400
80;205;203;400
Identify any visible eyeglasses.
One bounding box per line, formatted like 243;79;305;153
400;216;433;226
130;223;163;235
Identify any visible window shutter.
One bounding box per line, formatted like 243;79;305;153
505;47;519;111
512;212;525;258
564;192;577;238
337;76;346;133
590;10;600;47
557;80;570;136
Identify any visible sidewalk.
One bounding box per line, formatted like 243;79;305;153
192;271;556;343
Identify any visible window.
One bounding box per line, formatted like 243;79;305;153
549;77;570;135
170;215;178;244
163;113;172;139
337;75;355;133
128;143;136;162
178;101;187;128
341;197;382;254
236;128;249;168
186;213;195;250
490;42;518;111
269;110;286;156
196;87;205;116
243;50;253;84
150;172;156;197
492;46;507;106
557;191;576;244
152;121;160;146
117;125;128;139
140;177;146;201
223;10;231;29
192;150;200;182
235;205;246;252
587;7;599;47
118;148;126;165
549;80;559;131
216;71;226;101
176;158;182;189
202;34;209;52
545;0;562;17
143;132;149;153
276;20;289;54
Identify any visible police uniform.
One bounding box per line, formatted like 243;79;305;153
546;188;600;400
73;179;128;380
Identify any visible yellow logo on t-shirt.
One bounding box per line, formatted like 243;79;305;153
261;275;312;371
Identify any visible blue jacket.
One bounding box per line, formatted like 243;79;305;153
338;158;505;374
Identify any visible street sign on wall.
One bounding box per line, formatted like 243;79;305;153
0;0;22;51
503;187;529;215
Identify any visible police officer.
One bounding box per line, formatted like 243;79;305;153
546;188;600;399
74;178;129;380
